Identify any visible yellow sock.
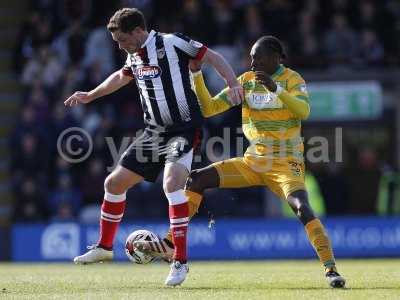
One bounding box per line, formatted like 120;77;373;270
305;218;336;269
165;190;203;244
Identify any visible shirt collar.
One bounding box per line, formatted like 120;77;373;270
141;30;156;48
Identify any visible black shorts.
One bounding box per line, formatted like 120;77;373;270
119;127;202;182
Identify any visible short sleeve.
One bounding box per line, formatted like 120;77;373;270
171;33;208;60
122;54;134;78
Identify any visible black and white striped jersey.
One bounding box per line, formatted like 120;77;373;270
122;30;207;132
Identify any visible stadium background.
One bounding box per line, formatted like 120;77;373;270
1;0;400;261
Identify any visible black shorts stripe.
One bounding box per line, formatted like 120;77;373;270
156;35;182;123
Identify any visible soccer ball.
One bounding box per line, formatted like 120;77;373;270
125;229;158;264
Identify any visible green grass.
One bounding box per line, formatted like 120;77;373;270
0;259;399;299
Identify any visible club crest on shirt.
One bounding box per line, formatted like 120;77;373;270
157;47;165;59
134;65;162;80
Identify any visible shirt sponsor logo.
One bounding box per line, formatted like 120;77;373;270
247;92;283;109
135;66;162;80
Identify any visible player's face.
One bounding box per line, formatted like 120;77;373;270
111;29;142;54
250;43;278;75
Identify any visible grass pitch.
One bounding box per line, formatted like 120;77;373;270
0;259;399;299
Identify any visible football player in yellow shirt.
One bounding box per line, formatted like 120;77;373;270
136;36;346;288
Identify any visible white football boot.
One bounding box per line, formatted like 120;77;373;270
134;238;174;262
164;261;189;286
73;245;113;264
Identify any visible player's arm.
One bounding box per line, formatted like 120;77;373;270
255;72;310;120
171;33;243;105
191;70;233;118
64;69;133;107
200;49;243;105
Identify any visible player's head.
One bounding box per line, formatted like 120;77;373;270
250;35;286;75
107;8;147;54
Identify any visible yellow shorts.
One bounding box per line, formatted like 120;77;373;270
212;155;305;200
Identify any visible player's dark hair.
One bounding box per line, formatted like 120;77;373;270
255;35;287;59
107;8;147;33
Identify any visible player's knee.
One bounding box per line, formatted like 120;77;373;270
163;176;182;194
104;174;127;195
294;202;315;224
288;190;315;225
185;170;207;193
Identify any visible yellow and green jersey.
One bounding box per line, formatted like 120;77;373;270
193;64;309;164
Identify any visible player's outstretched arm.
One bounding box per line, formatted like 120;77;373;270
201;49;243;105
190;60;233;118
191;71;231;118
64;69;133;107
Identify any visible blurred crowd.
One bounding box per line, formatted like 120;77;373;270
9;0;400;222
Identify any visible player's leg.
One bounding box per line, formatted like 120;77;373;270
163;160;190;262
135;164;218;263
164;157;262;248
163;156;259;286
74;130;159;265
264;157;346;288
164;155;260;243
286;190;346;288
162;165;219;244
137;156;260;274
74;165;143;264
162;149;197;286
164;163;224;285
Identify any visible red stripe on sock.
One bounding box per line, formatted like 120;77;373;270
98;199;125;249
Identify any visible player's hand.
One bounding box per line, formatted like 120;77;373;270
64;91;93;107
227;84;244;106
189;59;202;72
254;71;277;92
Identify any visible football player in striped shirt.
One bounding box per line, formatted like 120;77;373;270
137;36;346;288
65;8;243;286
